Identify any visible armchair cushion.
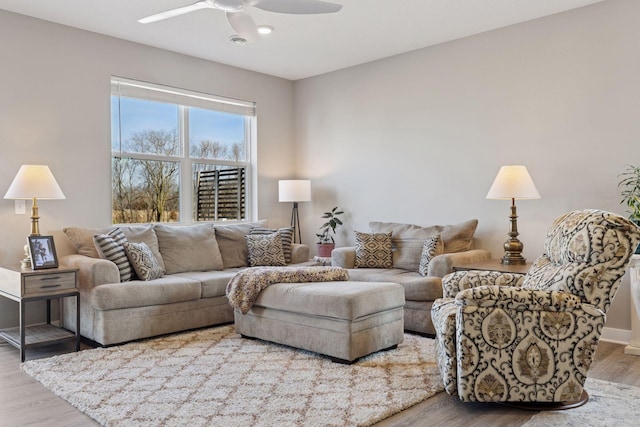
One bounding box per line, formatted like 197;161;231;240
442;270;524;298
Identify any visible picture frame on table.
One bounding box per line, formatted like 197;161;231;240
27;235;59;270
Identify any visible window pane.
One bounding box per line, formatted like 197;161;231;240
193;163;246;222
111;97;180;156
189;107;246;161
112;157;180;223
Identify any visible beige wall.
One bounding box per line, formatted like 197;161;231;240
293;0;640;334
0;10;295;326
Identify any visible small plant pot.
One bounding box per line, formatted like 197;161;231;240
316;243;335;258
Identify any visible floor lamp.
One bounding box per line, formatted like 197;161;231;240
279;180;311;244
486;165;540;265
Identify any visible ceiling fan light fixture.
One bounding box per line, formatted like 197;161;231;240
257;25;274;35
229;35;248;45
214;0;244;12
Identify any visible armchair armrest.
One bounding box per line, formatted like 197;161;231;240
290;243;310;264
60;254;120;292
441;270;525;298
455;285;585;313
428;249;491;278
331;246;356;268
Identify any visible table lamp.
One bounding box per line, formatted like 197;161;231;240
486;165;540;265
278;180;311;244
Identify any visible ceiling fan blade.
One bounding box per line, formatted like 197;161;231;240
138;1;212;24
251;0;342;14
226;11;260;42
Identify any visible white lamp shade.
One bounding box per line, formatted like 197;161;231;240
486;165;540;200
279;180;311;202
4;165;66;200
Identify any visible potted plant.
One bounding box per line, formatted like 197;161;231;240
618;164;640;254
316;207;344;257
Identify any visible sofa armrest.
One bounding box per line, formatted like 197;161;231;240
60;254;120;292
331;246;356;268
290;243;310;264
427;249;491;278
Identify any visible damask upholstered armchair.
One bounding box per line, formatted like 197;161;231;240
431;209;640;404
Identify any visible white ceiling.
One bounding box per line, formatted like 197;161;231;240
0;0;605;80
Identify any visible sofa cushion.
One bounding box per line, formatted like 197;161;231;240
155;224;224;274
118;224;166;272
418;235;444;277
250;227;294;264
92;275;201;310
369;219;478;271
93;229;133;282
245;233;286;267
123;242;164;281
175;269;243;299
346;268;443;301
354;231;393;268
214;220;267;268
64;226;113;258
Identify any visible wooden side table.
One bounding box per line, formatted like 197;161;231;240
453;259;532;275
0;265;80;362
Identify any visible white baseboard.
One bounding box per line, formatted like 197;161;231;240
601;327;631;345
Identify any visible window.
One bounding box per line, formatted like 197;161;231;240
110;77;255;224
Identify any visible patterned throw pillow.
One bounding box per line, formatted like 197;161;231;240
418;235;444;276
250;227;294;264
354;231;393;268
123;242;164;281
93;228;133;282
245;233;286;267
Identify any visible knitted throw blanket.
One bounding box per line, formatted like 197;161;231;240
226;266;349;314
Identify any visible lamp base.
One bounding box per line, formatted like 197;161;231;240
501;253;527;265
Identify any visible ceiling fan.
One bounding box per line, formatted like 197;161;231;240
138;0;343;43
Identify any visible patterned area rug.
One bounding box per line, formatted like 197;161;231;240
22;325;443;427
524;377;640;426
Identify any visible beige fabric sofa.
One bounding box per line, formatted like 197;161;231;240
331;220;491;335
60;221;312;346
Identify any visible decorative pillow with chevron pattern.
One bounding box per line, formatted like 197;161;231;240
123;242;164;281
245;233;287;267
354;231;393;268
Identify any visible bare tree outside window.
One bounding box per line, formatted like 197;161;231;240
111;87;250;224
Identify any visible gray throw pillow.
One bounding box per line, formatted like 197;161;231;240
245;233;286;267
354;231;393;268
214;220;267;268
154;223;224;274
64;226;113;258
124;242;164;281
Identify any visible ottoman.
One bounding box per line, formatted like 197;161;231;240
233;281;405;363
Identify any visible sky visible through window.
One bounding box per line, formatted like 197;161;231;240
111;97;245;154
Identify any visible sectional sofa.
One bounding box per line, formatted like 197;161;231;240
60;221;313;345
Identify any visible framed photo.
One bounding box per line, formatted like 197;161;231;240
27;235;59;270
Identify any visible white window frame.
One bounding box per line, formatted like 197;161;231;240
111;76;256;224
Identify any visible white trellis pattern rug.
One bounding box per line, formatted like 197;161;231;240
22;325;443;427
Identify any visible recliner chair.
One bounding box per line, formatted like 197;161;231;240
431;209;640;404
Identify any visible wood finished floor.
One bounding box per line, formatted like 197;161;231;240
1;339;639;426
